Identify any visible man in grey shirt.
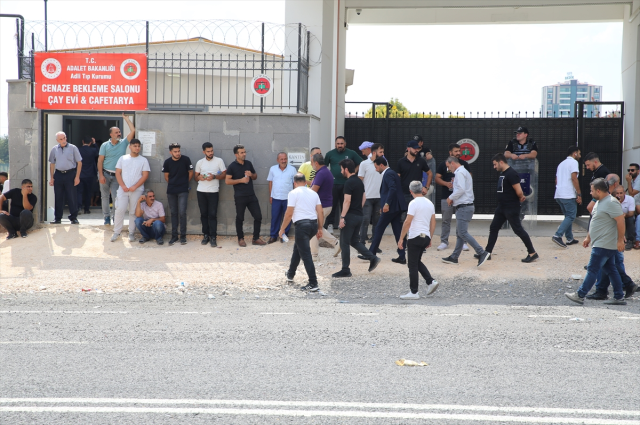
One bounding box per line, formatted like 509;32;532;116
48;131;82;224
565;178;627;305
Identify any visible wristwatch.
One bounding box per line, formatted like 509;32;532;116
340;216;345;219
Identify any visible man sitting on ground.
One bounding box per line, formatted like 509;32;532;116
134;189;166;245
0;179;37;239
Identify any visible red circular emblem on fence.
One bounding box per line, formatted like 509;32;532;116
251;74;273;98
456;138;480;164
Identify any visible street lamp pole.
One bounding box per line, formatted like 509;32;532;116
44;0;48;51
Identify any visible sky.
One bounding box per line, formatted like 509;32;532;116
0;0;623;135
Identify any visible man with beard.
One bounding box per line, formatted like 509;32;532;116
484;154;539;263
324;137;363;233
194;142;226;247
435;143;471;251
358;143;384;244
162;143;193;246
624;163;640;249
584;152;611;214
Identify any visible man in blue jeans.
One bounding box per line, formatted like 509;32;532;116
162;143;193;246
552;146;582;248
566;178;627;305
134;190;166;245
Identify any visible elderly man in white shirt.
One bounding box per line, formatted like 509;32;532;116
441;156;490;267
280;173;325;292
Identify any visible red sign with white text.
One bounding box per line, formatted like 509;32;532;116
35;53;147;110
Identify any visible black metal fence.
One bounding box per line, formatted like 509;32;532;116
344;101;624;216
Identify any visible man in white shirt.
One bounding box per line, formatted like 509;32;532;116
280;173;324;292
613;185;636;250
194;142;226;247
111;139;150;242
441;156;490;267
625;163;640;249
552;146;582;248
358;142;384;244
397;180;439;300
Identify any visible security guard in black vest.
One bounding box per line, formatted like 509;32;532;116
504;126;538;160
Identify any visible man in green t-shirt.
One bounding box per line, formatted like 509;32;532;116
565;178;627;305
323;136;363;231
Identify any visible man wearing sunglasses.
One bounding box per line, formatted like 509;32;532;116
625;163;640;249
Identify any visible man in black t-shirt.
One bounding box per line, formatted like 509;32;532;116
504;127;538;160
435;143;470;250
225;144;266;247
0;179;37;239
0;172;8;212
584;152;611;214
397;140;432;201
162;143;193;245
333;159;380;278
485;154;538;263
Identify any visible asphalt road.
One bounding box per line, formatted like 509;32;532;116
1;281;639;425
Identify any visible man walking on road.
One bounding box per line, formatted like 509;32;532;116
48;131;82;224
441;157;490;267
309;153;340;260
194;142;226;247
162;143;193;246
552;146;582;248
226;144;266;247
435;143;471;251
485;154;539;263
324;136;363;233
267;153;297;243
111;139;150;243
98;113;135;225
566;178;627;306
397;180;439;300
358;142;384;244
280;173;324;292
332;159;381;278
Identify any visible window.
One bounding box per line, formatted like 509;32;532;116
560;93;571;99
560;87;571;93
560;99;570;104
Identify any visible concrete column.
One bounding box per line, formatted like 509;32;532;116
7;79;40;220
622;1;640;167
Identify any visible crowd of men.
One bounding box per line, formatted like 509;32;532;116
1;122;638;304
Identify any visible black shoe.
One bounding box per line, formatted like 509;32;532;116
369;256;381;272
441;256;458;264
477;251;491;267
625;283;638;299
180;237;187;245
156;239;164;245
5;233;18;240
566;239;579;246
552;236;567;249
521;253;539;263
50;220;61;224
169;236;179;246
584;265;588;270
139;237;149;244
585;292;608;300
201;235;210;245
300;284;319;292
357;255;368;260
210;238;217;247
84;209;91;214
20;232;27;238
70;219;80;225
376;248;382;254
474;253;492;260
391;257;406;265
603;298;627;305
332;270;352;278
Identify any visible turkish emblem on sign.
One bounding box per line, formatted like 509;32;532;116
457;138;480;164
251;74;273;98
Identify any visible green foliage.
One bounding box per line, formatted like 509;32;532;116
0;135;8;164
364;99;446;119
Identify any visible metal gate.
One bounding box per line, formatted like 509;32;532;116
344;101;623;215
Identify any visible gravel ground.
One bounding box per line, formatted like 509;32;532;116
0;224;638;295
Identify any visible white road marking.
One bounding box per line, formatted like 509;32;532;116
528;315;572;318
0;406;638;424
618;317;640;320
260;312;296;315
560;349;640;355
0;341;87;344
0;398;638;417
0;311;129;314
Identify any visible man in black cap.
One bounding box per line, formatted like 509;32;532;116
505;127;538;160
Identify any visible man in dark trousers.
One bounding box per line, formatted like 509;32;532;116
225;144;266;247
584;152;611;214
485;154;539;263
162;143;193;246
323;136;363;233
77;136;98;215
48;131;82;224
332;159;381;278
0;179;36;239
361;156;408;264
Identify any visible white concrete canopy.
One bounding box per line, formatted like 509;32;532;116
285;0;640;167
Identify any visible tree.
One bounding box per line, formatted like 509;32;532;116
365;98;409;118
0;135;8;164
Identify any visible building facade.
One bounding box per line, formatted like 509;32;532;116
541;73;602;117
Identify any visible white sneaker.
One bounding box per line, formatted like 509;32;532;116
462;244;469;251
426;280;439;295
327;224;334;234
128;234;136;242
400;291;420;300
110;233;120;242
333;240;342;257
437;243;448;251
